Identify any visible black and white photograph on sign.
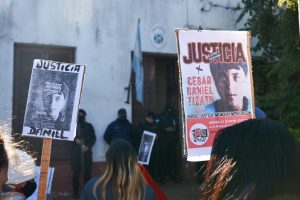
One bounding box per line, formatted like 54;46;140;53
22;59;85;141
138;131;156;165
23;69;78;131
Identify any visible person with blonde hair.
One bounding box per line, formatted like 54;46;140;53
80;139;155;200
0;125;36;199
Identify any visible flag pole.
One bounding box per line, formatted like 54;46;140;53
124;69;132;104
125;18;143;104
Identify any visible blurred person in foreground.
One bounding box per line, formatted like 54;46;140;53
0;126;36;200
80;139;155;200
200;118;300;200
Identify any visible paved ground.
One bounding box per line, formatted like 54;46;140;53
50;180;201;200
159;181;201;200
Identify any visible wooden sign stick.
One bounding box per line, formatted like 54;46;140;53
37;138;53;200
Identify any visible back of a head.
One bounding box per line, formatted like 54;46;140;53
202;119;300;199
0;126;14;193
105;139;137;171
95;139;146;200
0;135;8;170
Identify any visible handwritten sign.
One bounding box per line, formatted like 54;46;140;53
22;59;85;141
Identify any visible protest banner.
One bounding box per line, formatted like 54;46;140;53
138;131;156;165
175;30;255;161
22;59;85;199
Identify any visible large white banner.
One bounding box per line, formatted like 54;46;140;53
176;30;255;161
22;59;85;141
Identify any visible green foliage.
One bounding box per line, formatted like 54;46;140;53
289;128;300;142
237;0;300;130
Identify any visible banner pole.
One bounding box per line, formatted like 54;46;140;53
37;138;53;200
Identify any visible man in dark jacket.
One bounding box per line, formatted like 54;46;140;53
104;108;134;145
137;111;162;181
71;109;96;198
159;106;179;182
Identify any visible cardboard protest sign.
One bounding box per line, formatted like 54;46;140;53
22;59;85;141
28;166;55;200
138;131;156;165
175;30;255;161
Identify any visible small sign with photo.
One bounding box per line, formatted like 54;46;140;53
22;59;85;141
138;131;156;165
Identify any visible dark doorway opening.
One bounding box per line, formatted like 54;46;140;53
132;54;179;124
132;53;183;179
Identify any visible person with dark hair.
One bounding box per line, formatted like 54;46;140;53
201;118;300;200
159;106;179;182
0;135;8;193
0;126;37;199
71;109;96;198
80;139;155;200
136;111;162;181
4;149;36;199
103;108;134;145
205;61;251;113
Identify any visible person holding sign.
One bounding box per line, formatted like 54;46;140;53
80;139;155;200
136;112;162;182
205;61;251;113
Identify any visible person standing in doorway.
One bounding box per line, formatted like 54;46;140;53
71;109;96;199
137;111;162;182
159;106;179;182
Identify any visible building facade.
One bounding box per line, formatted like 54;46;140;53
0;3;248;195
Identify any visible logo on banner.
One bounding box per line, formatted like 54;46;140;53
190;123;209;145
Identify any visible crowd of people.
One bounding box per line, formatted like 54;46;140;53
0;106;300;200
103;106;180;184
79;108;300;199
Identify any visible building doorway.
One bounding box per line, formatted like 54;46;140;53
13;43;75;163
132;53;183;180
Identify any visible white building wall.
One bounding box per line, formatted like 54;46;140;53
0;0;244;161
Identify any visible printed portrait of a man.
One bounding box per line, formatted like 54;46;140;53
42;81;69;127
24;69;78;131
205;61;251;113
